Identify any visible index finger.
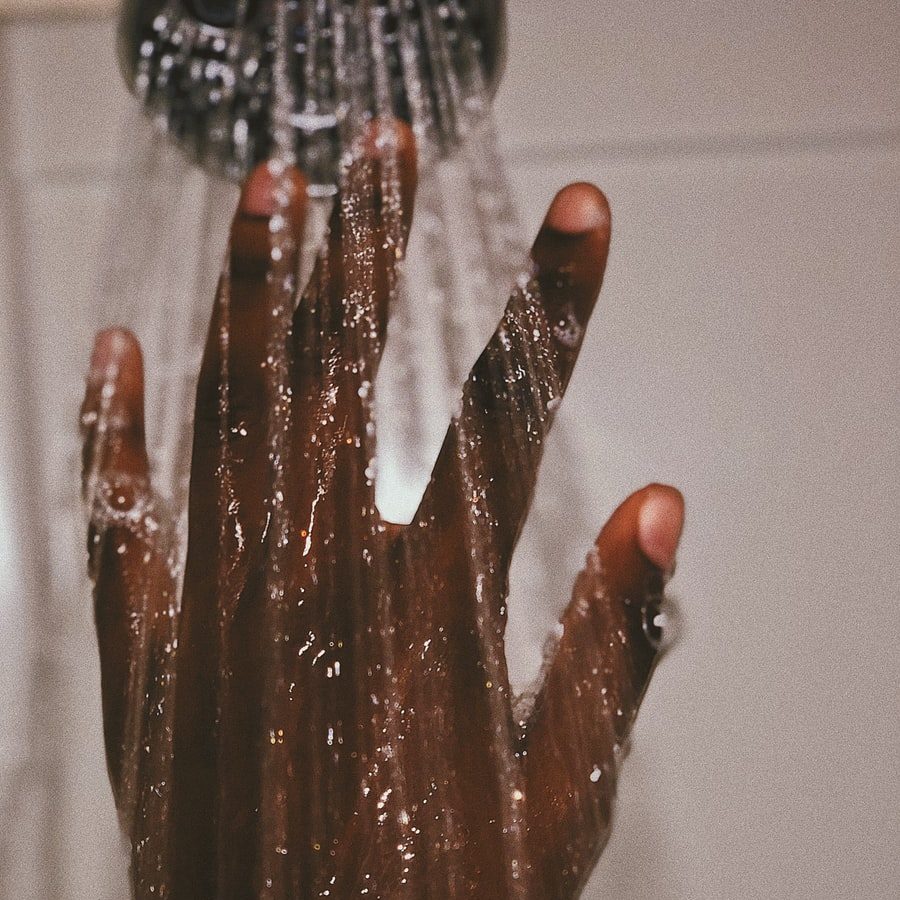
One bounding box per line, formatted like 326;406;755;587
419;183;612;585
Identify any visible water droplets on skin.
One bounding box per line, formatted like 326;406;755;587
84;1;671;897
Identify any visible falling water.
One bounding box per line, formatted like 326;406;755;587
82;2;673;897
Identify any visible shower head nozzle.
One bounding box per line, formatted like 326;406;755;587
118;0;507;185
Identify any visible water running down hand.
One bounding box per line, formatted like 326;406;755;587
82;123;684;899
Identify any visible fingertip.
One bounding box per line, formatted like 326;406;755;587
89;328;142;384
84;329;138;445
82;328;148;488
527;182;611;374
363;117;418;173
232;162;309;269
238;161;308;221
596;483;685;599
360;117;419;237
636;484;685;574
88;329;145;417
544;182;611;238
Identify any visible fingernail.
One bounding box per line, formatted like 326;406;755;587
239;161;307;219
89;328;133;383
637;486;685;575
545;183;610;235
362;118;416;162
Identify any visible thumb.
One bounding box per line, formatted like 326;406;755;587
522;483;685;899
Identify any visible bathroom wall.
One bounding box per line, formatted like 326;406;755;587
1;2;898;898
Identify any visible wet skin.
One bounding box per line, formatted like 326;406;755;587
82;125;685;899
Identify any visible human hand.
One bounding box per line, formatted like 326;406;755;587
82;123;684;899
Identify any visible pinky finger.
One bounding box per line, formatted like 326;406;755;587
80;329;159;801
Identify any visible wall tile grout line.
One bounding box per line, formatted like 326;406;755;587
501;124;900;166
9;125;899;186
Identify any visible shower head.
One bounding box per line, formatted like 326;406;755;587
118;0;507;186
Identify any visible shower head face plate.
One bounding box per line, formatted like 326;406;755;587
118;0;507;185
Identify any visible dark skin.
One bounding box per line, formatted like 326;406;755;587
82;124;685;898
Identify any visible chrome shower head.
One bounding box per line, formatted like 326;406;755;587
118;0;507;185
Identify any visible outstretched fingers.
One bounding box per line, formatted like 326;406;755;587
523;484;685;899
420;183;611;572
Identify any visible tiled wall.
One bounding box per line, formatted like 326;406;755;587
1;3;898;898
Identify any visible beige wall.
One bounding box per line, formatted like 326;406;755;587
1;2;898;898
0;0;110;14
